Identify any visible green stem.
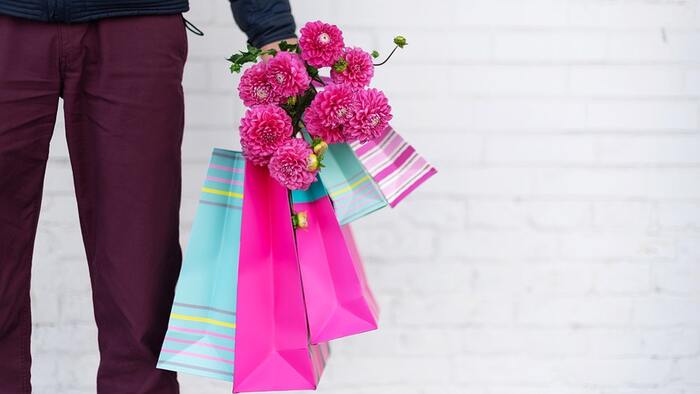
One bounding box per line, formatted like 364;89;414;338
373;45;399;66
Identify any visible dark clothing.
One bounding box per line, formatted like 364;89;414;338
0;0;296;47
229;0;295;47
0;13;186;393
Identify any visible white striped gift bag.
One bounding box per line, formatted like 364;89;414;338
349;126;436;207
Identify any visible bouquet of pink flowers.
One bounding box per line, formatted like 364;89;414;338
228;20;407;191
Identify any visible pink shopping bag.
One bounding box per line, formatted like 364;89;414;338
233;162;329;393
292;179;379;344
350;126;437;207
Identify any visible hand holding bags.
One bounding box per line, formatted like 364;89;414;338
233;162;329;393
157;149;244;381
292;179;379;344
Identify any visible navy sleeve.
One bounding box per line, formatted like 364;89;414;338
229;0;297;48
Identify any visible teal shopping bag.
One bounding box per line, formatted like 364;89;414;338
157;148;244;382
318;143;388;225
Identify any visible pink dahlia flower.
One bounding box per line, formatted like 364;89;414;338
330;47;374;88
239;105;293;166
304;83;356;144
267;51;311;98
268;138;318;190
346;88;392;143
299;21;344;68
238;62;280;106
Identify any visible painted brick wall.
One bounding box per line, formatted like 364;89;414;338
33;0;700;392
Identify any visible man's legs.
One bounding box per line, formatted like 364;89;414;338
0;15;60;393
61;15;187;393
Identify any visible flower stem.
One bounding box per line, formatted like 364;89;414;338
373;45;399;67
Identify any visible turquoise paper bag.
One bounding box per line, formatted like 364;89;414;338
157;148;244;382
318;143;388;225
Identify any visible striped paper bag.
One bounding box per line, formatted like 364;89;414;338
350;126;437;207
318;142;388;225
157;148;244;381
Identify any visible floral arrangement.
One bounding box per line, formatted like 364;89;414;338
228;20;406;191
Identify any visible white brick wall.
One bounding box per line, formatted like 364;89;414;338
32;0;700;392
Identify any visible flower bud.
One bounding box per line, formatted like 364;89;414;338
333;58;348;73
287;95;297;106
393;35;407;48
307;153;320;171
312;140;328;157
293;211;308;229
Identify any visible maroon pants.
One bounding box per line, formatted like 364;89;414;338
0;14;187;393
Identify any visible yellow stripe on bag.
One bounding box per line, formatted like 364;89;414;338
329;175;370;198
201;187;243;199
170;313;236;329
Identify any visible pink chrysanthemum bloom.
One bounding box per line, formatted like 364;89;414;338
238;62;280;106
304;83;356;144
346;88;393;143
330;47;374;88
267;51;311;98
239;105;293;166
299;21;344;68
268;138;319;190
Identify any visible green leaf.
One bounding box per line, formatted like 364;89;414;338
279;40;300;53
305;64;319;78
226;45;266;73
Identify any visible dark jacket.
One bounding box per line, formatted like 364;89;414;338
0;0;295;47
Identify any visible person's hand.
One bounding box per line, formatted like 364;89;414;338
260;37;298;61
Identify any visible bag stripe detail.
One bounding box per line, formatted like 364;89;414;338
169;313;236;328
209;163;244;173
163;337;235;353
317;142;388;224
161;349;235;364
205;176;244;186
167;326;236;341
157;360;233;377
172;302;236;316
350;127;436;207
200;187;243;199
328;175;370;198
198;200;241;210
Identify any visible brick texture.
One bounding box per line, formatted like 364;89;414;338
31;0;700;393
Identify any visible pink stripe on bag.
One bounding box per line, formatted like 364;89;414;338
372;145;415;183
209;163;245;173
164;337;235;353
352;126;391;157
356;132;403;168
390;166;438;207
205;176;244;186
161;349;235;364
350;126;436;207
168;326;236;341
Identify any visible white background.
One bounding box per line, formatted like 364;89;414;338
33;0;700;392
